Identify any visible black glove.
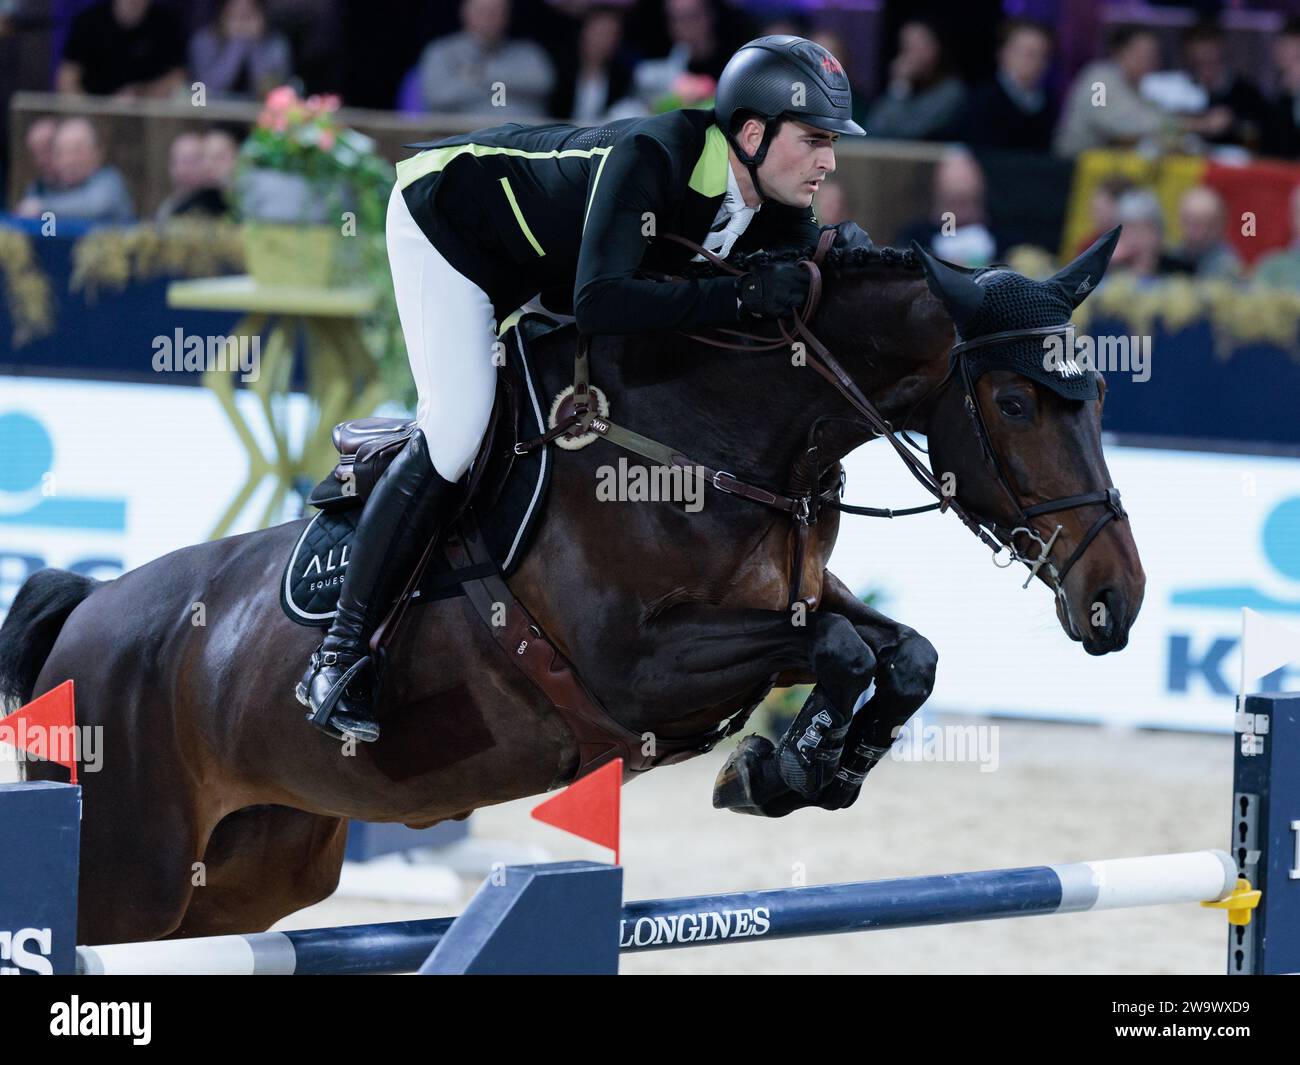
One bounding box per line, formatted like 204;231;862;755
737;262;811;320
829;220;873;254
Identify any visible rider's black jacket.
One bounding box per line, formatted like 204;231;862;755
398;108;820;332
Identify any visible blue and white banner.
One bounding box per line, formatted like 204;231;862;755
833;439;1300;731
0;377;309;619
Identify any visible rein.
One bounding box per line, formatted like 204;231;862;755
514;229;1127;601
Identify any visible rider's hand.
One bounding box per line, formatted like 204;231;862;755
737;262;811;320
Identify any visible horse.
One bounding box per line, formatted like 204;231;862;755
0;226;1143;944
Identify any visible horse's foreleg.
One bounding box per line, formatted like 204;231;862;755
617;603;877;814
624;603;876;731
712;570;937;817
810;569;938;809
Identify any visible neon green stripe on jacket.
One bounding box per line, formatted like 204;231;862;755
497;176;545;256
396;142;613;190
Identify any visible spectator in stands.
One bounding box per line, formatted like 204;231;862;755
759;13;810;39
1166;185;1242;279
1180;22;1268;151
202;129;241;193
1108;188;1178;279
1055;26;1229;157
811;29;870;132
1262;19;1300;159
1253;184;1300;288
189;0;292;101
633;0;734;104
960;20;1055;153
1072;175;1135;256
57;0;186;98
895;149;1002;267
663;0;735;80
863;19;966;141
416;0;555;119
156;132;229;221
814;178;848;226
13;118;133;223
23;118;60;198
549;4;634;122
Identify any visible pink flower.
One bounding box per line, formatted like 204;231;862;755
264;85;298;112
303;93;340;116
269;113;288;132
318;128;336;150
673;73;716;103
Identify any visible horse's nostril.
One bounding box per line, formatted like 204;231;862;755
1089;587;1127;641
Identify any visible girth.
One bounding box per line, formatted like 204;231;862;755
443;509;771;781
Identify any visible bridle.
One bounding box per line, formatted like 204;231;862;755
942;325;1127;597
515;228;1128;602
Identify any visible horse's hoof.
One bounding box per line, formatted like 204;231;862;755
712;735;805;818
814;783;862;811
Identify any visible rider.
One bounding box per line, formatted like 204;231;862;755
299;34;865;742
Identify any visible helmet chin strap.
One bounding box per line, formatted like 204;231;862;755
728;119;780;203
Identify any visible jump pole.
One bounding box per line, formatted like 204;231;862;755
75;851;1244;975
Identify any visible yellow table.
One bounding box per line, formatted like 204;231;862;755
167;276;385;538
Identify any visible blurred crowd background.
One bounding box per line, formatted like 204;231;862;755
2;0;1300;278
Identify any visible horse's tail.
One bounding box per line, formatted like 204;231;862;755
0;569;99;711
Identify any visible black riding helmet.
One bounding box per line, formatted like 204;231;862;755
714;35;865;198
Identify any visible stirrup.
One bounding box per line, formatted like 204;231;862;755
300;650;375;738
329;711;381;744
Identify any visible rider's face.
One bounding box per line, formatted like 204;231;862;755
752;120;837;209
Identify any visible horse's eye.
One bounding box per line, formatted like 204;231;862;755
998;398;1025;418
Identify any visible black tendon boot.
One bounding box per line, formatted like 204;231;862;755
774;688;853;799
297;430;457;742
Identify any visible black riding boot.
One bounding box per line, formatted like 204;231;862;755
297;429;457;742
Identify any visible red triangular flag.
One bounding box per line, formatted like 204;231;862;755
531;758;622;864
0;680;78;784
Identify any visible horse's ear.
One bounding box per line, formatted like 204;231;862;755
912;241;985;335
1049;225;1121;308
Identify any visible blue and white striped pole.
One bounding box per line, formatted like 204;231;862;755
77;851;1238;975
617;851;1238;952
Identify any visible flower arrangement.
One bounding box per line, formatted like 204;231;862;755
237;86;393;238
236;85;408;403
652;73;717;114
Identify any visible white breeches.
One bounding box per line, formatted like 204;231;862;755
386;184;498;482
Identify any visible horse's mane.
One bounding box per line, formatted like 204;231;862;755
680;242;922;279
